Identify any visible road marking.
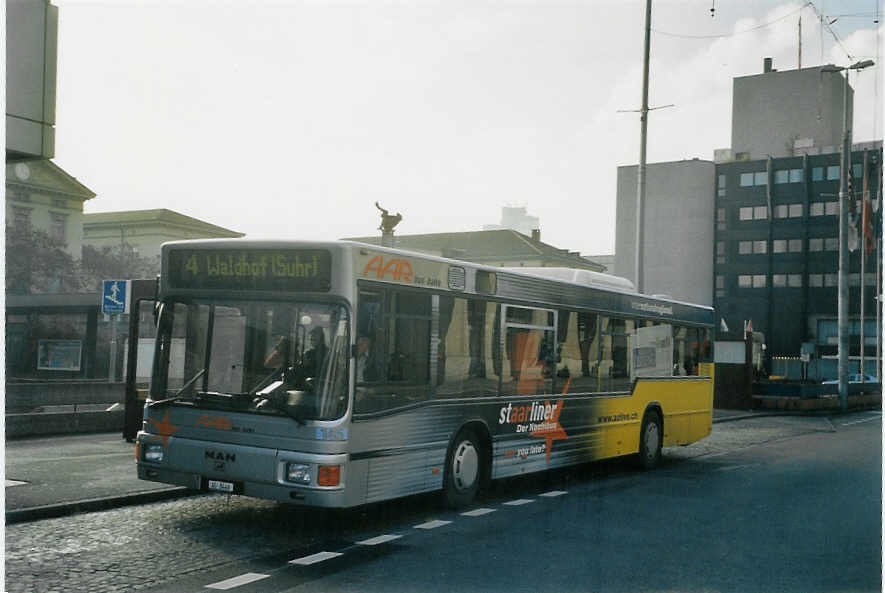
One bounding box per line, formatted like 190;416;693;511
357;534;402;546
414;519;451;529
841;416;882;426
289;551;343;565
503;499;534;506
5;480;27;487
461;508;496;517
205;572;270;589
539;490;567;497
715;463;759;472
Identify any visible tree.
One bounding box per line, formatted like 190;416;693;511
79;244;159;291
5;225;80;294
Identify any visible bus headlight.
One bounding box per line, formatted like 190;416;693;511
144;444;164;462
286;463;311;484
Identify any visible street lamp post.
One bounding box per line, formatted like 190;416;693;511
821;59;875;410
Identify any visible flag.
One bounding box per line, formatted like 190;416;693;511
862;155;874;255
744;319;753;336
863;198;874;255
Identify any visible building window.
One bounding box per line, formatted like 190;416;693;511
865;273;877;286
825;201;839;216
827;165;840;180
718;175;726;189
752;275;767;288
716;275;724;290
738;275;752;288
788;204;803;217
740;173;754;187
849;273;861;287
753;240;767;254
825;238;838;251
773;274;787;287
789;169;803;183
716;241;726;264
754;172;767;186
12;207;31;230
50;213;67;243
809;274;823;287
788;239;803;253
775;170;789;184
809;238;824;252
788;274;802;288
775;204;789;218
812;167;824;181
825;273;838;287
739;207;753;220
739;241;752;254
753;206;768;219
853;163;862;179
717;208;726;222
810;202;824;216
773;240;787;253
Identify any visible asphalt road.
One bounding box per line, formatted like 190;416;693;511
5;411;881;593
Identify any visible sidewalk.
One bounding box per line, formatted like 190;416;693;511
5;431;194;524
3;408;785;524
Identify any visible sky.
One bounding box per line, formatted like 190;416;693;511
52;0;883;257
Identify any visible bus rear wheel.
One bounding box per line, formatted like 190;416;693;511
443;428;483;508
636;410;662;470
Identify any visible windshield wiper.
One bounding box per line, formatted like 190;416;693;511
175;368;207;397
148;368;206;408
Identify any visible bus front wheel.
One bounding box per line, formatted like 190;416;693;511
443;428;483;508
636;410;662;470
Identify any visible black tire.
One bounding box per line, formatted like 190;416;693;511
636;410;662;470
442;428;484;508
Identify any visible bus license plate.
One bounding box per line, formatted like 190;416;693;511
208;479;234;493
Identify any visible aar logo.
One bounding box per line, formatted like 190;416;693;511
362;256;413;282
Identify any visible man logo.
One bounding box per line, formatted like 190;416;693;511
205;450;236;463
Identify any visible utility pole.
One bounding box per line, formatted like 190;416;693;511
634;0;652;294
822;60;875;409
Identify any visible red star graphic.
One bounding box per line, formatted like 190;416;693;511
530;399;568;463
148;411;179;448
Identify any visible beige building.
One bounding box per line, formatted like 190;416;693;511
346;229;605;272
5;159;96;256
82;209;244;262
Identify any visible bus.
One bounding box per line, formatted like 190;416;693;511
136;239;714;508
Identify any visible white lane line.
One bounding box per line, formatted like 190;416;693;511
503;499;534;506
715;463;759;472
461;508;496;517
206;572;270;590
289;551;343;566
841;416;882;426
539;490;567;497
414;519;452;529
5;480;27;487
357;534;402;546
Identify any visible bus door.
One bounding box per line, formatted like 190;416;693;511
123;279;159;441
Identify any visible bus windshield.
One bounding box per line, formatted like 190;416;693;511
150;299;350;422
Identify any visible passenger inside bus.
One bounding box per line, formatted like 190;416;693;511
355;335;380;382
300;327;328;378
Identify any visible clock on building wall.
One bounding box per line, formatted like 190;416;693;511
14;163;30;181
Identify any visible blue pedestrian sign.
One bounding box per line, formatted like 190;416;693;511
102;280;131;314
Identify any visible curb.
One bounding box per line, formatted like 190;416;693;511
5;487;200;525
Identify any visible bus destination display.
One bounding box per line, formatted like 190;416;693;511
168;249;332;291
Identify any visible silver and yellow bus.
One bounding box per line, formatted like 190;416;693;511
136;239;714;508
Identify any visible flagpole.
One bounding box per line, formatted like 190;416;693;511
860;150;867;378
878;169;883;382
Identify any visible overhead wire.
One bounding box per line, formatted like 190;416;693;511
652;2;809;39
